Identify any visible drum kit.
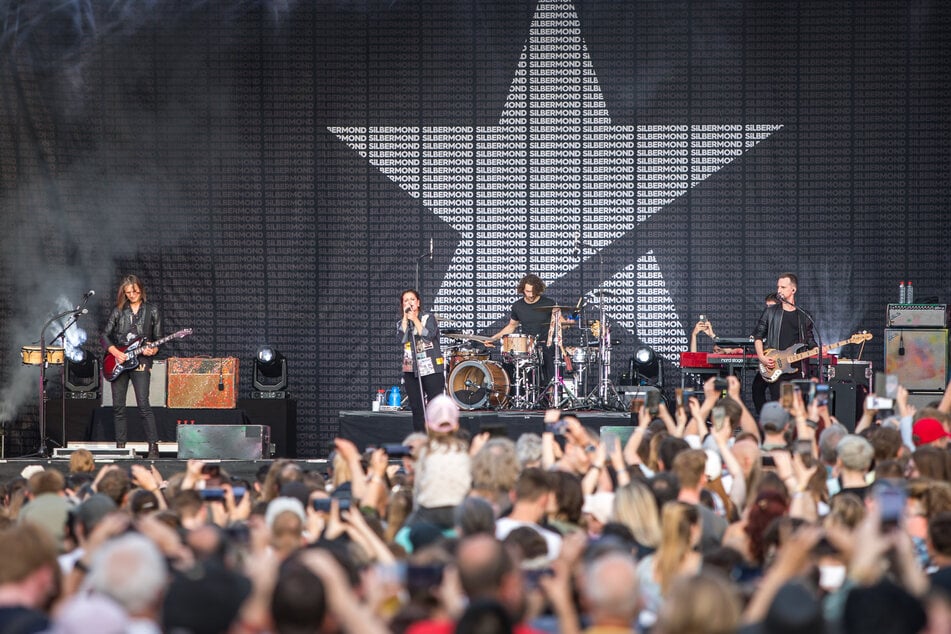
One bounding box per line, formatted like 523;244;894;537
443;295;623;411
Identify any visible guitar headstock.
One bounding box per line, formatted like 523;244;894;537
176;328;194;339
848;331;873;344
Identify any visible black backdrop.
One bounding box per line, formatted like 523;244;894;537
1;0;949;457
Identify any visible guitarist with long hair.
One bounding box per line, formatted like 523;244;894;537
103;274;162;458
752;273;817;406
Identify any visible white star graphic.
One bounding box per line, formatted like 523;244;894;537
330;0;780;363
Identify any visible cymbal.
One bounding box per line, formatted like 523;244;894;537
590;290;615;297
443;332;494;343
533;305;579;311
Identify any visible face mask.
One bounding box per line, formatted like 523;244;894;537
818;564;847;591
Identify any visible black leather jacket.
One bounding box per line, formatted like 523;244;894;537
752;304;816;351
104;303;162;364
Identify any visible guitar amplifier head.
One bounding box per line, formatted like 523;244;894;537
887;304;949;328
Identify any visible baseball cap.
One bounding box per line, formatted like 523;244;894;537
760;401;791;431
912;418;951;446
426;394;459;433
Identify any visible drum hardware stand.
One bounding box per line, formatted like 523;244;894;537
26;302;88;458
534;309;585;410
574;230;625;411
509;358;536;409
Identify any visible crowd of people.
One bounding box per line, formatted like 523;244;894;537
4;375;951;634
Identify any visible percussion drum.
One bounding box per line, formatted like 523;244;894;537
446;346;490;373
565;346;597;369
449;360;510;410
21;345;65;365
501;334;537;363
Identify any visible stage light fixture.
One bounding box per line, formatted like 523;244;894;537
65;353;100;397
630;345;662;387
252;345;288;398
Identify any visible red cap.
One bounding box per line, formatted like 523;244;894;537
912;418;950;446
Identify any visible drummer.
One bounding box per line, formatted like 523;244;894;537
487;273;563;392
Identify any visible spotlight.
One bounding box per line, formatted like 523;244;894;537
65;353;100;398
252;346;288;398
629;345;662;387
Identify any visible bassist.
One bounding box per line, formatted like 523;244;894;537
103;275;162;458
752;273;816;408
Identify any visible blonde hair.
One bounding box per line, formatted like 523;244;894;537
655;569;741;634
613;481;662;548
654;501;699;593
69;449;95;473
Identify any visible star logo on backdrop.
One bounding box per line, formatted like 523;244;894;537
330;0;780;362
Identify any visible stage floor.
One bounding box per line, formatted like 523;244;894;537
338;409;633;451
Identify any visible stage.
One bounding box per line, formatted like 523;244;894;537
338;409;634;451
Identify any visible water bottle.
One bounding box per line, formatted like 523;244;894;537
387;386;402;408
907;280;914;304
899;281;906;304
372;389;384;412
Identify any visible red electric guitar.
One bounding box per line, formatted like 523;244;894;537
103;328;193;382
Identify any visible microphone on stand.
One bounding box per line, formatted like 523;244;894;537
83;290;95;299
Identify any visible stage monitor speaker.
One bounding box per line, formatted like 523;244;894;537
102;360;167;407
616;385;663;410
167;357;238;409
828;360;872;391
907;392;944;411
829;379;867;433
884;329;949;391
177;424;271;459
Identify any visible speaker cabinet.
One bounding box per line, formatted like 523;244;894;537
102;360;167;407
177;424;271;459
829;379;867;433
167;358;238;409
884;329;949;391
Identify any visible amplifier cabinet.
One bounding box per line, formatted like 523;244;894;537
887;304;949;328
884;329;949;392
177;424;271;459
167;357;239;409
102;360;167;407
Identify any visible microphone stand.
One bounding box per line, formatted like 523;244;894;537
414;242;432;292
777;295;825;382
31;304;88;457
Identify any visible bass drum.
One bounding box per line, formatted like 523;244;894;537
448;360;510;410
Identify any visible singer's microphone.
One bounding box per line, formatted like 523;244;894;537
429;237;434;262
404;307;412;314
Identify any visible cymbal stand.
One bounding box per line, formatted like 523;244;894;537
509;356;535;409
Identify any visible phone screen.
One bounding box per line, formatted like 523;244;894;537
646;390;660;416
780;383;794;409
712;406;726;431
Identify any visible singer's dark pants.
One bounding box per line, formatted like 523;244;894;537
111;366;158;444
404;371;446;433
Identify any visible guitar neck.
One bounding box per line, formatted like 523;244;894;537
139;329;191;350
787;338;851;363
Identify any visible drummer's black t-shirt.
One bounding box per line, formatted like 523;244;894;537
510;296;556;342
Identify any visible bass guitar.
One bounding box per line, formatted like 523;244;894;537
759;332;873;383
103;328;193;382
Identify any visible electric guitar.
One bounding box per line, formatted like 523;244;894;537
103;328;193;382
759;332;873;383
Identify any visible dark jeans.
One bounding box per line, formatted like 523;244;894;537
111;367;158;443
404;371;446;433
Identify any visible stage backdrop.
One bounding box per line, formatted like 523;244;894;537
0;0;949;456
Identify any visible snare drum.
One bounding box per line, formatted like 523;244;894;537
448;360;510;410
446;346;490;373
501;334;537;362
565;346;597;367
21;345;65;365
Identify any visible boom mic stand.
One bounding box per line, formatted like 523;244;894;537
777;295;825;382
29;303;88;458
